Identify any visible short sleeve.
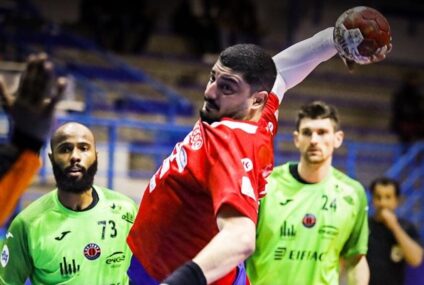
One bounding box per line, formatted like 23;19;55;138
0;216;33;284
341;184;369;258
260;92;279;137
206;127;260;224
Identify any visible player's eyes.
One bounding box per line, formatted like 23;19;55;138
59;146;73;153
78;144;91;151
219;83;233;94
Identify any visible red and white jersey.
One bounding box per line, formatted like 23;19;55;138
128;27;338;285
128;93;280;285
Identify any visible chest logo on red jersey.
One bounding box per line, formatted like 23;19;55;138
83;243;101;260
189;125;203;150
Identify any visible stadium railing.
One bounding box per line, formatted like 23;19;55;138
385;141;424;239
29;114;402;188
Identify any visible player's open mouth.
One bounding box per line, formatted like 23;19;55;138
205;102;218;111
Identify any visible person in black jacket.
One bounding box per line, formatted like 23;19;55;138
367;177;423;285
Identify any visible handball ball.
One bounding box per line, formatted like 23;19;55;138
334;6;392;64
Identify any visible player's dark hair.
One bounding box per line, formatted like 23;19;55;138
369;176;401;197
219;44;277;93
296;101;340;131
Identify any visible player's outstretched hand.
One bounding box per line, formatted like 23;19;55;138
0;53;67;149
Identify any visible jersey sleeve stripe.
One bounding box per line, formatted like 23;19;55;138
210;121;258;134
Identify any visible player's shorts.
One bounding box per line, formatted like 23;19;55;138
128;256;248;285
128;256;158;285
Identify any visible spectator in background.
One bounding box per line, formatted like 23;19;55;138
367;177;423;285
172;0;220;58
390;72;424;151
215;0;261;49
80;0;155;53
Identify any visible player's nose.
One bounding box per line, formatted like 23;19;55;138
204;81;218;100
70;149;82;163
310;132;320;143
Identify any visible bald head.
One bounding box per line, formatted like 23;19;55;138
49;122;98;194
50;122;95;151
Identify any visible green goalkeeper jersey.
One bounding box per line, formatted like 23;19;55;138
0;185;138;285
246;163;369;285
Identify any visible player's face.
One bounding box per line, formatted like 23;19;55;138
372;184;398;213
49;124;97;193
294;118;343;165
200;60;256;124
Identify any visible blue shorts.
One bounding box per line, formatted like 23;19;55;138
128;256;247;285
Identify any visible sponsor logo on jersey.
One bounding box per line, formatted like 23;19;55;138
1;245;9;267
60;257;80;276
110;203;122;212
274;247;327;261
106;251;126;266
149;176;156;192
83;243;101;260
55;231;71;241
122;212;135;224
267;122;274;133
241;158;253;172
280;221;296;239
189;125;203;150
176;145;187;173
318;225;339;239
302;213;316;228
279;199;293;206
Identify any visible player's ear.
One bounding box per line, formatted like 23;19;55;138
293;130;300;148
251;91;268;109
334;130;344;149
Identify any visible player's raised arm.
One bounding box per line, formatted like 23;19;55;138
0;53;66;226
272;6;392;101
272;27;337;99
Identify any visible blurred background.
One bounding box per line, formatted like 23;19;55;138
0;0;423;282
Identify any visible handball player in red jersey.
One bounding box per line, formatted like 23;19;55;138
127;21;390;285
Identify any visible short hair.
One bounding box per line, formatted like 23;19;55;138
219;44;277;93
295;101;340;131
369;177;401;197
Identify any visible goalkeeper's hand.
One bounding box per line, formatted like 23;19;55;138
0;53;67;151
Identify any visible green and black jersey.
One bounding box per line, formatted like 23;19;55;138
0;185;138;285
247;163;369;285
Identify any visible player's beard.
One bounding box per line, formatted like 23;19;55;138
199;109;218;124
52;159;98;194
